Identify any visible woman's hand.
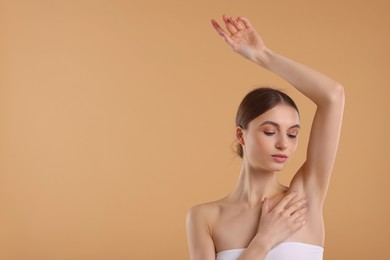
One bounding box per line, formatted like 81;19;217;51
239;192;308;259
257;192;308;249
211;15;267;63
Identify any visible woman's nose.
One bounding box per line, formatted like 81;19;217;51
275;136;288;150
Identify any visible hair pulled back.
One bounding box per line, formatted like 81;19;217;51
235;87;299;158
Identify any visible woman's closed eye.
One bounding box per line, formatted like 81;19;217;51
264;131;276;136
287;132;298;138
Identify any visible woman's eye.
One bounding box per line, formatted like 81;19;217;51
264;131;276;136
287;134;297;139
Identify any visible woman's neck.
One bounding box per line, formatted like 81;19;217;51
228;162;287;208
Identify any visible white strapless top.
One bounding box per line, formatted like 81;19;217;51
216;242;323;260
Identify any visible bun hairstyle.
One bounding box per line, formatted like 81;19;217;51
235;87;299;158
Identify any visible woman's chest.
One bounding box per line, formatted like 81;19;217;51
212;207;261;252
211;205;324;253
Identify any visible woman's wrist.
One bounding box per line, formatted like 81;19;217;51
253;47;273;69
252;233;273;252
239;234;272;260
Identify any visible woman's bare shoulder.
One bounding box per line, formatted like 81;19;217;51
187;199;222;217
186;198;227;227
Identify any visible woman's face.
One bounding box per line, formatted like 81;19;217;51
239;104;300;172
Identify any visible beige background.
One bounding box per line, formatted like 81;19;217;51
1;0;389;259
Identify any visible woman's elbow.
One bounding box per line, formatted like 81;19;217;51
329;83;345;105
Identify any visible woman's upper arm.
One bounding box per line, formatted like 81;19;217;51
291;84;345;204
186;205;217;260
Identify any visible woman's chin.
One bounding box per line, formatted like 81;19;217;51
252;163;287;173
268;162;288;172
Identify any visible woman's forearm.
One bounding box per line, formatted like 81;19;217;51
211;15;343;107
255;48;344;107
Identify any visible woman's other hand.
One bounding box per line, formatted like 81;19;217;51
211;15;267;63
257;192;308;249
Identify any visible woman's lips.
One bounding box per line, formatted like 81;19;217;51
272;154;288;163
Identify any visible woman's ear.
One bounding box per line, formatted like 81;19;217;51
236;126;245;145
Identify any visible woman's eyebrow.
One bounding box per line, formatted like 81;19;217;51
260;121;301;129
289;123;301;129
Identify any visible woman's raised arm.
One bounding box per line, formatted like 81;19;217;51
211;15;345;206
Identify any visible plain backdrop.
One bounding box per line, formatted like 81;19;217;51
1;0;390;259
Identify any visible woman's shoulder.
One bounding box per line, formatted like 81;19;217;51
187;199;221;218
186;198;227;228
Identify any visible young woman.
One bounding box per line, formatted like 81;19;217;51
186;15;345;260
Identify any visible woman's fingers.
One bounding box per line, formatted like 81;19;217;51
285;197;307;216
211;18;237;48
229;17;245;31
286;199;308;230
222;14;240;35
211;19;226;36
274;192;298;211
211;15;265;61
291;217;307;230
217;15;251;34
291;206;308;222
256;194;308;246
238;16;253;29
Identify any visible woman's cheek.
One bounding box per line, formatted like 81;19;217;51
290;139;298;153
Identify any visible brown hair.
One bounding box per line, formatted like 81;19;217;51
235;87;299;158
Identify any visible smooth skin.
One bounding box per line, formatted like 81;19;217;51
186;15;345;260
